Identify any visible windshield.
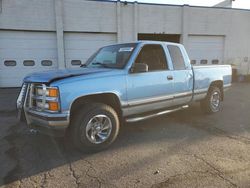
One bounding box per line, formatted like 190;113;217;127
85;43;137;69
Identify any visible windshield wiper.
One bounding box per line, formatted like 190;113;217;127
80;64;87;67
92;62;111;68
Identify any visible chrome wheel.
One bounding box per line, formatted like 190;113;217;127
210;91;220;111
84;114;112;144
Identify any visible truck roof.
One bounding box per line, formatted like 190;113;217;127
103;41;183;48
136;40;181;46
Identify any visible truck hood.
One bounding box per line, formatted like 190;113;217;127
24;68;113;83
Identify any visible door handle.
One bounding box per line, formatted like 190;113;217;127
167;75;173;80
187;74;193;79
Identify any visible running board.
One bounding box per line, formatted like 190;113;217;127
125;105;189;123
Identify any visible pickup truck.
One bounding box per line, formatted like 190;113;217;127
17;41;232;152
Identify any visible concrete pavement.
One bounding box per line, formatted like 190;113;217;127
0;83;249;188
0;88;19;113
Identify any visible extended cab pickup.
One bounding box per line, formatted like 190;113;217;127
17;41;232;151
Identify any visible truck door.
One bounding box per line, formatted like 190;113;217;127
125;44;174;116
167;45;193;106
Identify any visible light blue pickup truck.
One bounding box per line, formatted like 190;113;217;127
17;41;232;151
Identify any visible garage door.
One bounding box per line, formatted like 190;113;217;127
64;33;117;68
0;31;58;87
188;35;224;65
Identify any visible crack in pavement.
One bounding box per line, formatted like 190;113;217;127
84;159;118;188
58;140;78;188
153;150;241;188
191;154;238;187
41;173;47;188
68;162;80;188
64;155;116;188
62;145;80;188
85;165;103;188
211;126;250;145
66;157;110;188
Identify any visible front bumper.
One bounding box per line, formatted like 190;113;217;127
24;109;70;137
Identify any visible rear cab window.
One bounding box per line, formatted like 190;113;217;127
167;45;186;70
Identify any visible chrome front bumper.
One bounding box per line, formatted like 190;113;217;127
25;109;70;128
24;109;70;137
21;109;70;137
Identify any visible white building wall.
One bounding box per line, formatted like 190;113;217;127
188;7;232;35
0;0;250;86
0;0;56;31
138;4;182;34
120;3;134;42
225;11;250;61
63;0;117;32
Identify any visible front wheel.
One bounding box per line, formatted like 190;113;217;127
70;103;120;152
200;86;222;113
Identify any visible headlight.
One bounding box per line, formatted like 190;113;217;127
36;101;59;112
36;87;59;97
36;101;49;109
31;84;60;112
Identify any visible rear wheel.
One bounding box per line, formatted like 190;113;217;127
200;86;222;113
70;103;120;152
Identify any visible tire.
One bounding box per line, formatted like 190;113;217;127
70;103;120;152
200;86;222;114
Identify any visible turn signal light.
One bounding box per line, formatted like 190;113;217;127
48;88;58;97
48;102;59;111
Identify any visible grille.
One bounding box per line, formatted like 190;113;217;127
28;83;40;109
25;83;60;113
26;83;41;109
26;83;48;111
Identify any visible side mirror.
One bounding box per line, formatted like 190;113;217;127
130;63;148;73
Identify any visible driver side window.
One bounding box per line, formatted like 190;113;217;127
135;44;168;71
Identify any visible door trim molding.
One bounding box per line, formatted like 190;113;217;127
126;91;192;108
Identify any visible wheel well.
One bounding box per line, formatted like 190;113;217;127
209;80;224;100
70;93;122;119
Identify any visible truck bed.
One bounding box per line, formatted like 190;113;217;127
192;65;232;101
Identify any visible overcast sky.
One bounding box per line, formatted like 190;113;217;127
121;0;250;9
